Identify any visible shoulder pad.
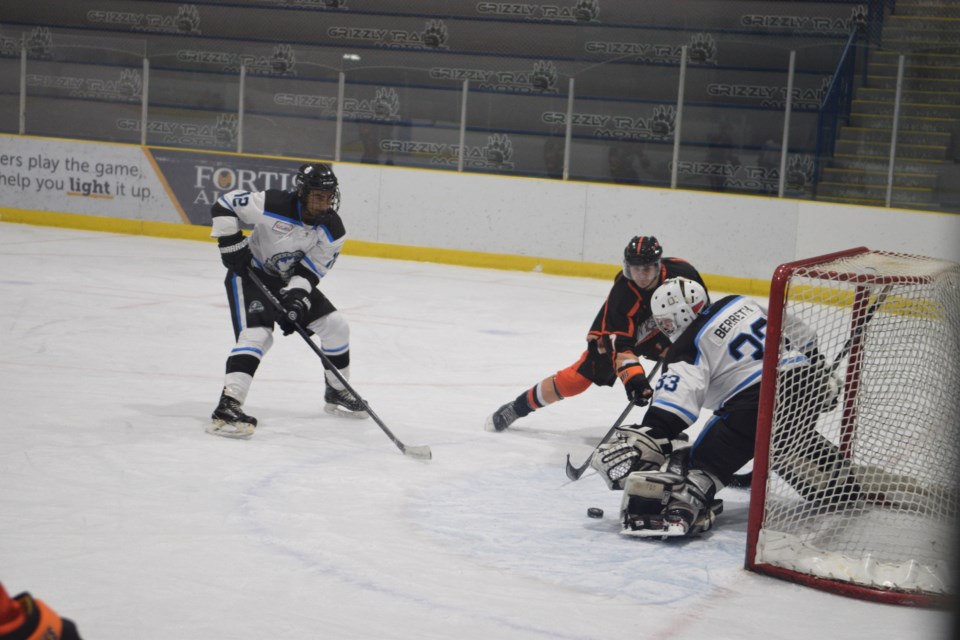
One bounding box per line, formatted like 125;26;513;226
263;190;298;219
317;212;346;240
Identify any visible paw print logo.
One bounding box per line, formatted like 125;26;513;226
531;60;558;92
117;69;142;98
688;33;717;64
423;20;448;48
485;133;514;165
214;114;239;143
573;0;600;22
26;27;52;58
850;5;867;29
373;87;400;119
271;44;297;74
786;155;814;190
175;5;201;34
649;105;676;138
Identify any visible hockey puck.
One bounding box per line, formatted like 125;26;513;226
587;507;604;519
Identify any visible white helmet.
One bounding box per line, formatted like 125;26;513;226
651;277;708;342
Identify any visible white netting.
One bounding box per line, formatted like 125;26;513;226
755;251;960;597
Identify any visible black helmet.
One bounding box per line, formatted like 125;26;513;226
295;162;340;214
624;235;662;266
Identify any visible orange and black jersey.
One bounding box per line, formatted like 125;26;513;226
587;257;706;361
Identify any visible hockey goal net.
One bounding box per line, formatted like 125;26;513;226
745;247;959;607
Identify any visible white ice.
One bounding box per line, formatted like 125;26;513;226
0;222;951;639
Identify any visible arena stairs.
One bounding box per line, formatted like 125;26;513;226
817;0;960;211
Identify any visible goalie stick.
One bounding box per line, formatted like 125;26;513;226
828;282;892;375
245;268;432;460
564;360;662;481
733;283;893;490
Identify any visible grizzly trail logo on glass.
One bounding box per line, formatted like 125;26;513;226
429;60;559;93
379;133;516;170
585;32;717;65
541;104;677;141
177;44;298;76
116;114;238;147
343;88;401;121
87;4;202;34
476;0;600;22
327;19;449;49
26;68;142;101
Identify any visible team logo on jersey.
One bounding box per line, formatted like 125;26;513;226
266;252;306;278
248;300;265;314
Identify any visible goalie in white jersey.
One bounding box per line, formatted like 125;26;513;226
207;162;367;439
591;277;845;538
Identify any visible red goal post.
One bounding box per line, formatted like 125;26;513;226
745;247;959;607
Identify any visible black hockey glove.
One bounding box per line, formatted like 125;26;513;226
618;362;652;406
279;288;311;335
218;232;252;273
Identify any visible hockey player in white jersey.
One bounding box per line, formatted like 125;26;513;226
208;162;367;439
591;277;845;538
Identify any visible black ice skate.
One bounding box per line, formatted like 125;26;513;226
484;402;519;432
207;391;257;439
324;385;368;419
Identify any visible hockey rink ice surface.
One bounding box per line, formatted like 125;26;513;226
0;222;952;639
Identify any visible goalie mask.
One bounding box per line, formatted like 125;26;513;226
623;235;663;290
651;277;708;342
295;162;340;224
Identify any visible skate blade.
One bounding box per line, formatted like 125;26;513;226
324;403;369;419
206;419;255;439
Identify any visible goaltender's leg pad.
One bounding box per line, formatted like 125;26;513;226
620;470;722;538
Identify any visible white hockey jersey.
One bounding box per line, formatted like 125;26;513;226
211;188;344;285
649;295;801;427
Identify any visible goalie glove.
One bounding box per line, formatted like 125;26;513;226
590;425;672;490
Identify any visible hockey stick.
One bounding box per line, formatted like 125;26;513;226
564;360;662;481
827;283;892;375
245;268;432;460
